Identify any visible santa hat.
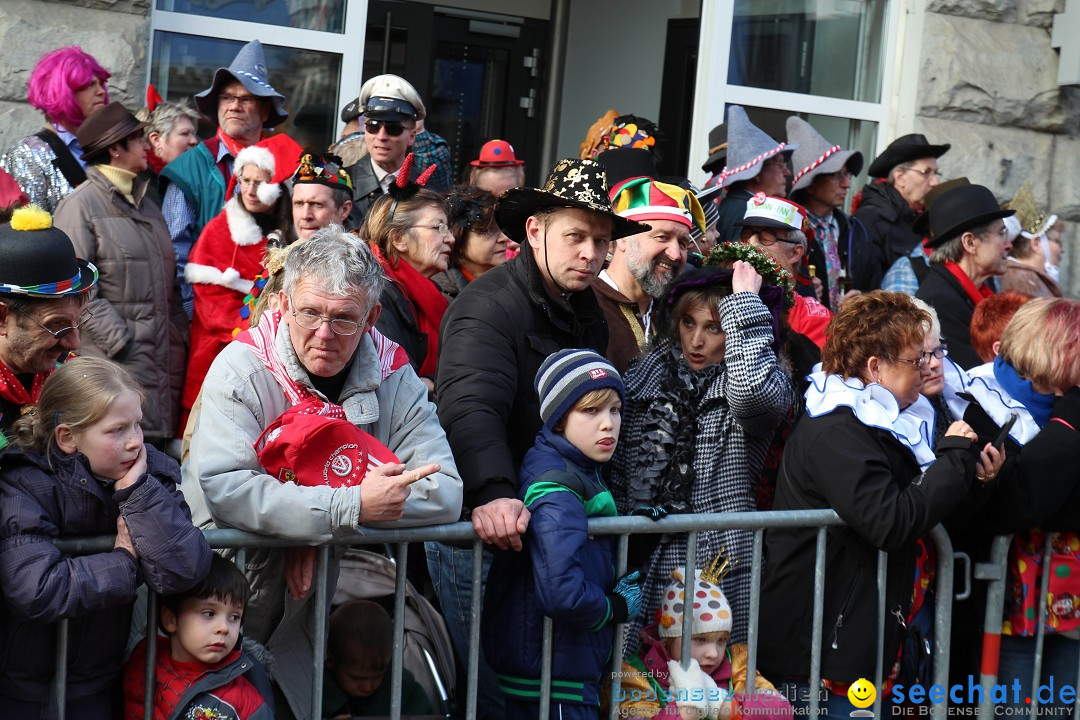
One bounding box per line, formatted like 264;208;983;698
228;134;304;206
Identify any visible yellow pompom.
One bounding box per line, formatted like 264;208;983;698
9;204;53;232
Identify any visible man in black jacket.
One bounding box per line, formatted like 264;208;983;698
853;134;950;290
430;158;646;716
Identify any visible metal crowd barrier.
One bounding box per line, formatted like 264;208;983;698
53;511;958;720
978;533;1080;717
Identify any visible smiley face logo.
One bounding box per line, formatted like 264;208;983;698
847;678;876;709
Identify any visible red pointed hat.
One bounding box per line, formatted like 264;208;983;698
470;139;525;167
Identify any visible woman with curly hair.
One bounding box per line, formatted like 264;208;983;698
0;46;110;211
759;290;1005;715
608;260;796;651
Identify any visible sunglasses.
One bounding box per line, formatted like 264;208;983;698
365;119;406;137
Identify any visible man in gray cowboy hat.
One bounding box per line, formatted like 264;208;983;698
786;116;869;309
431;158;647;716
853;133;950;290
0;206;97;439
160;39;290;314
714;106;799;244
344;73;425;229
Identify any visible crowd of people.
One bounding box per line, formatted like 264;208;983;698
0;39;1076;720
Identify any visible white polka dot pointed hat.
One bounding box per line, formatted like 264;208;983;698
658;563;733;637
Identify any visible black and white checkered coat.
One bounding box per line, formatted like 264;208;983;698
610;291;797;647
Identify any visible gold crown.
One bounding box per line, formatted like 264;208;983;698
700;549;737;585
1005;182;1047;236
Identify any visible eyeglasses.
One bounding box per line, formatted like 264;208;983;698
927;344;949;360
901;165;941;180
21;310;93;340
893;355;929;369
413;222;451;236
762;157;789;170
365;119;407;137
826;169;853;182
290;310;361;336
219;93;260;107
739;226;797;246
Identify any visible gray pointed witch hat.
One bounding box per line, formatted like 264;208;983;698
786;117;864;193
195;40;288;128
720;106;797;189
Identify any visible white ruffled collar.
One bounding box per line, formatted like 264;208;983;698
942;358;1040;445
805;369;937;469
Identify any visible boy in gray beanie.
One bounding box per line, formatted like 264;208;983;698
482;348;642;719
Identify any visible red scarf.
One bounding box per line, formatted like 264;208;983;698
372;245;448;377
943;260;994;306
216;127;254;159
0;360;52;407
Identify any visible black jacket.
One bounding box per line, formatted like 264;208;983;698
436;248;608;512
759;407;976;683
375;279;429;378
853;182;923;291
715;187;753;244
916;263;982;370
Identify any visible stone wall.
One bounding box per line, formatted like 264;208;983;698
916;0;1080;293
0;0;149;154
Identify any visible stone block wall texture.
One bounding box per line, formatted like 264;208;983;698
0;0;149;154
917;0;1080;294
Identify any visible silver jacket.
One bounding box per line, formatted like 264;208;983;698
0;134;76;212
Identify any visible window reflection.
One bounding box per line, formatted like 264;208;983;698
728;0;887;103
151;32;341;151
156;0;346;34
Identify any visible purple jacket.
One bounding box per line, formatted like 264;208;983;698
0;444;211;705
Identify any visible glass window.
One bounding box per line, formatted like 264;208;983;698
150;32;341;150
728;0;887;103
734;105;878;212
155;0;346;34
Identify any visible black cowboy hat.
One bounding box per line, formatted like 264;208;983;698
923;184;1015;249
867;134;950;178
0;206;98;297
494;158;648;244
78;103;148;163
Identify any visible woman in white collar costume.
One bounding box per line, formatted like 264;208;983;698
758;290;1003;715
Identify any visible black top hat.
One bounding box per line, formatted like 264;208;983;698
596;148;657;189
494;158;649;244
911;177;970;236
0;206;98;297
923;184;1014;249
702;122;727;174
78;103;148;164
867;134;950;178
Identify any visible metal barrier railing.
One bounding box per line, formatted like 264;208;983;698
52;511;957;720
979;533;1080;717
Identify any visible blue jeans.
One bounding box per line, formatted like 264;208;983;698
780;681;861;717
998;634;1080;716
425;540;504;719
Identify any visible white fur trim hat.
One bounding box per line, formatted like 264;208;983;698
658;566;732;637
229;135;304;207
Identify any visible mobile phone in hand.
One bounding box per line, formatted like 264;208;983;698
993;413;1018;450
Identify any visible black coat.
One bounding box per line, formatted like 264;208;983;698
436;247;608;512
853;182;923;291
715;187;754;244
916;264;982;370
375;279;429;379
343;157;422;231
759;406;976;683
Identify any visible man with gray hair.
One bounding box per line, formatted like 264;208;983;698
182;225;462;717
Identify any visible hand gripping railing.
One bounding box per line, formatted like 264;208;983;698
52;512;957;719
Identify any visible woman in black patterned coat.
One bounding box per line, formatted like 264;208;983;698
609;263;797;649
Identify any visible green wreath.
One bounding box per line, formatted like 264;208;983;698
703;242;796;307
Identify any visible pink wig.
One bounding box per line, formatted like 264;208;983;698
27;46;111;131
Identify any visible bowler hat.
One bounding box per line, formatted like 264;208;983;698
702;122;727;174
911;177;970;236
78;103;147;163
0;206;98;297
470;139;525;167
494;158;649;244
923;184;1014;249
195;40;288;128
867;134;949;178
786;117;864;193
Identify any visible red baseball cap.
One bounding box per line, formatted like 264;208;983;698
470;139;525;167
255;401;400;488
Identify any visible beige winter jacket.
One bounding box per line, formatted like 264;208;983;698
54;165;188;438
